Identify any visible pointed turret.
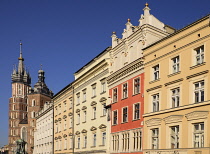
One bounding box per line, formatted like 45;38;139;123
11;42;31;85
31;65;53;97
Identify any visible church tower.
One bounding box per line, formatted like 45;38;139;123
8;42;31;153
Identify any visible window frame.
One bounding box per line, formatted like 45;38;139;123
152;64;159;81
113;110;118;125
133;77;140;95
171;56;180;73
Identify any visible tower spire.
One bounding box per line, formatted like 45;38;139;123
18;41;24;74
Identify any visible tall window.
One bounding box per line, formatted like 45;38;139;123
93;107;96;119
153;65;159;80
77;93;80;105
172;56;180;73
101;80;106;93
69;98;73;108
194;81;204;103
171;88;180;108
83;111;87;122
134;78;140;94
77;137;80;149
82;90;86;102
84;135;87;148
194;123;204;148
102;104;106;116
64;120;67;130
122;83;128;99
77;113;80;124
195;45;204;65
32;100;36;107
113;88;118;103
113;110;118;125
152;128;159;149
112;134;119;151
122;107;128;123
152;94;159;112
92;84;96;97
69;117;73;128
64;101;67;111
171;126;179;149
133;130;142;151
102;132;106;146
133;103;140;120
122;132;129;151
93;134;97;147
69;137;73;149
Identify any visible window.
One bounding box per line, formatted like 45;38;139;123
93;134;97;147
76;93;80;105
69;117;73;128
113;88;118;103
84;135;87;148
133;130;142;151
122;132;129;151
77;113;80;124
77;137;80;149
134;78;140;95
153;65;159;80
93;107;96;119
32;100;36;107
122;107;128;123
171;126;179;149
64;101;67;111
195;45;204;65
64;139;67;150
112;134;119;151
102;132;106;146
171;88;180;108
194;123;204;148
133;103;140;120
194;81;204;103
152;94;159;112
64;120;67;130
82;90;86;102
102;104;106;116
101;80;106;93
122;83;128;99
172;56;180;73
152;128;159;149
92;84;96;97
113;110;118;125
69;137;73;149
83;111;87;122
69;98;73;109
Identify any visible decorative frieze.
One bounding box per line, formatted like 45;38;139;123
185;111;209;121
145;118;162;127
186;70;208;79
164;78;183;86
163;115;183;124
146;85;162;92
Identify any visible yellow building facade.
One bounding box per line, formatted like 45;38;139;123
53;84;73;154
143;15;210;154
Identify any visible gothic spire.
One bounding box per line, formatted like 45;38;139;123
18;42;24;74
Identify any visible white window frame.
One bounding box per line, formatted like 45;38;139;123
122;107;128;123
92;106;96;119
171;88;180;108
151;128;159;149
194;80;204;103
113;110;118;125
195;45;204;65
76;93;80;105
193;122;204;148
101;80;106;93
172;56;180;73
133;77;140;95
113;88;118;103
152;94;159;112
171;125;179;149
92;84;96;97
82;89;86;102
122;82;128;99
133;103;140;120
102;132;106;146
153;64;159;80
93;133;97;147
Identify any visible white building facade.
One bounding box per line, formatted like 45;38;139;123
33;102;53;154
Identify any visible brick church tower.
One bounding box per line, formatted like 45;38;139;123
8;43;53;154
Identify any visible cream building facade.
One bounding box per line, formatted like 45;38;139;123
33;101;53;154
73;47;111;154
53;84;73;154
143;14;210;154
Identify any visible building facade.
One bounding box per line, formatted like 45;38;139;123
143;14;210;154
33;101;53;154
8;43;53;154
73;47;111;154
53;84;73;154
107;4;174;154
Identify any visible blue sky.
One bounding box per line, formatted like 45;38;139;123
0;0;210;146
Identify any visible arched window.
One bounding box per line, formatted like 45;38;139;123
21;127;27;141
32;100;36;107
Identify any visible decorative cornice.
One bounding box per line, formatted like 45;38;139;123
91;101;97;106
185;111;209;121
145;118;162;127
63;134;67;138
90;126;97;131
99;97;107;102
107;58;143;84
76;109;80;113
164;78;184;86
146;85;162;92
163;115;183;124
58;118;61;121
81;129;87;133
186;70;208;79
99;124;107;129
82;106;87;110
68;112;73;116
75;131;80;135
69;133;73;136
63;115;67;119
